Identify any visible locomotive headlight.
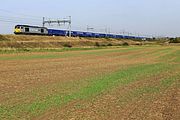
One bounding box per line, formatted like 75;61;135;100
14;26;23;33
14;28;21;33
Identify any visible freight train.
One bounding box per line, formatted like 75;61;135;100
14;25;145;40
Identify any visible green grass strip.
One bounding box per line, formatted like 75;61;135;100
0;47;142;61
118;74;180;105
159;49;180;63
0;46;132;54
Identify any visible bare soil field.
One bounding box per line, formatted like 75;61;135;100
0;46;179;120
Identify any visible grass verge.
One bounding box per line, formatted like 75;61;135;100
0;47;143;61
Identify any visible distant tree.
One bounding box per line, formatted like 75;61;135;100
169;37;180;43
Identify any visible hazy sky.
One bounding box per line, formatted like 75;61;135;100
0;0;180;37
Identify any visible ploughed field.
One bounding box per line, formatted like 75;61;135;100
0;46;179;120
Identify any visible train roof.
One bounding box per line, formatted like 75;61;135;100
15;25;47;29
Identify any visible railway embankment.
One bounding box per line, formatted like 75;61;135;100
0;34;143;49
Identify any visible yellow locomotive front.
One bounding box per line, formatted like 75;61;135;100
14;25;22;34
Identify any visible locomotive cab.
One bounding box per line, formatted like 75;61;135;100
14;25;24;34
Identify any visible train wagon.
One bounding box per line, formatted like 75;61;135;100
48;29;67;36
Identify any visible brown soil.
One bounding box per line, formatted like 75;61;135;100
0;46;179;120
0;47;155;91
0;48;151;104
36;68;180;120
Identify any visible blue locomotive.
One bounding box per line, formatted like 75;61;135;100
14;25;144;40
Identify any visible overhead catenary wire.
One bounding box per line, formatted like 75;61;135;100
0;8;71;27
0;8;44;25
0;8;44;19
0;15;42;23
0;18;41;25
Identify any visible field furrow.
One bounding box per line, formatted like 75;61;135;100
0;46;179;120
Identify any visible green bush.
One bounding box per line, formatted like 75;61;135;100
169;38;180;43
107;43;113;46
122;42;129;46
95;42;100;47
63;43;72;48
